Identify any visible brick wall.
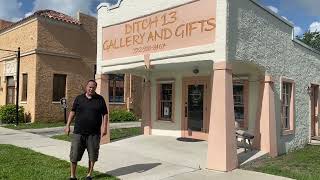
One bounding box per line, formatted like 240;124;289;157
34;54;91;122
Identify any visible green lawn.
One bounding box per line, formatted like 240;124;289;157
3;122;68;130
52;127;142;142
0;144;118;180
241;145;320;180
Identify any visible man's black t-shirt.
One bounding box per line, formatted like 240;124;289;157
72;93;108;135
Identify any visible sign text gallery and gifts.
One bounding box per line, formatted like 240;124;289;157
102;0;216;60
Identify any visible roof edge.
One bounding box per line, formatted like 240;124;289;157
97;0;123;11
293;38;320;56
249;0;294;28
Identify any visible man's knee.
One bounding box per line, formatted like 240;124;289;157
70;134;86;162
87;135;100;162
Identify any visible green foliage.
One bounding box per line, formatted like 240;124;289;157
298;31;320;51
0;104;24;124
110;109;138;122
52;127;142;142
241;145;320;180
0;144;117;179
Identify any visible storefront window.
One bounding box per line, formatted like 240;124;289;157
158;83;174;121
109;74;124;103
281;82;292;130
233;83;244;121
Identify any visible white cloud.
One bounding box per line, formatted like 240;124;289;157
30;0;97;18
0;0;24;22
309;21;320;32
267;6;279;13
294;26;303;36
24;12;33;18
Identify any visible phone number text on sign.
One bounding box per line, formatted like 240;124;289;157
133;43;167;54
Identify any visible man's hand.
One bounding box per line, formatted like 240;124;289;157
64;126;70;136
101;128;107;136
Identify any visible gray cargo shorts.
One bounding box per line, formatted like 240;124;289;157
70;134;100;163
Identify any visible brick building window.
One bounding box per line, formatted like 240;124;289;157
22;74;28;101
6;76;15;104
52;74;66;101
108;74;124;103
280;77;295;135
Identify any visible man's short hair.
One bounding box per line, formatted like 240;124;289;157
87;80;97;87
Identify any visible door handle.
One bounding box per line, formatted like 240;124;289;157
185;103;188;117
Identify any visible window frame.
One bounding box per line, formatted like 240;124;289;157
108;74;125;103
157;79;175;122
52;74;67;102
233;79;249;130
280;77;295;136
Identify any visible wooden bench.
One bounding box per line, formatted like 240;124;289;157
236;129;254;152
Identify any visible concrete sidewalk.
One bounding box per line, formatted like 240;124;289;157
0;127;292;180
20;121;141;137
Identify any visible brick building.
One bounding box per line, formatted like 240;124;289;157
0;10;142;122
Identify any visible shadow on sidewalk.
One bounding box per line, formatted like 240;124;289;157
101;163;161;177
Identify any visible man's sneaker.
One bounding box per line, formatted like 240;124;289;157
86;176;93;180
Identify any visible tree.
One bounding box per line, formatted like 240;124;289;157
298;31;320;52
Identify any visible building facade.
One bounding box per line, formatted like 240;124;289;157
0;10;141;122
96;0;320;171
0;10;97;122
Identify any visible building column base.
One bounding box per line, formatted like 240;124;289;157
96;74;110;144
142;80;151;135
207;62;238;171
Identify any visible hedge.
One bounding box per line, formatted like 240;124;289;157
109;109;138;122
0;105;25;124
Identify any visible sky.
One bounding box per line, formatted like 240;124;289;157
0;0;319;37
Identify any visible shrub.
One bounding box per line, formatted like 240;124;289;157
0;105;25;124
110;109;137;122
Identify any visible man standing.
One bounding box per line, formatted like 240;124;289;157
64;80;108;180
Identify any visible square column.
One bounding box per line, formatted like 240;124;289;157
95;74;110;144
207;62;238;171
254;76;278;157
141;79;152;135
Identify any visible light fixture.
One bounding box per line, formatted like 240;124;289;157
193;68;199;74
307;85;312;96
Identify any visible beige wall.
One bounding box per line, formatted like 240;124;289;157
19;55;37;122
131;75;143;118
0;20;38;122
0;19;38;58
0;62;5;105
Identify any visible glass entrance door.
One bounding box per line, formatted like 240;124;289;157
182;77;209;140
187;85;204;132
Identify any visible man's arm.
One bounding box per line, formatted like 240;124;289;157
64;111;75;136
101;114;108;136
